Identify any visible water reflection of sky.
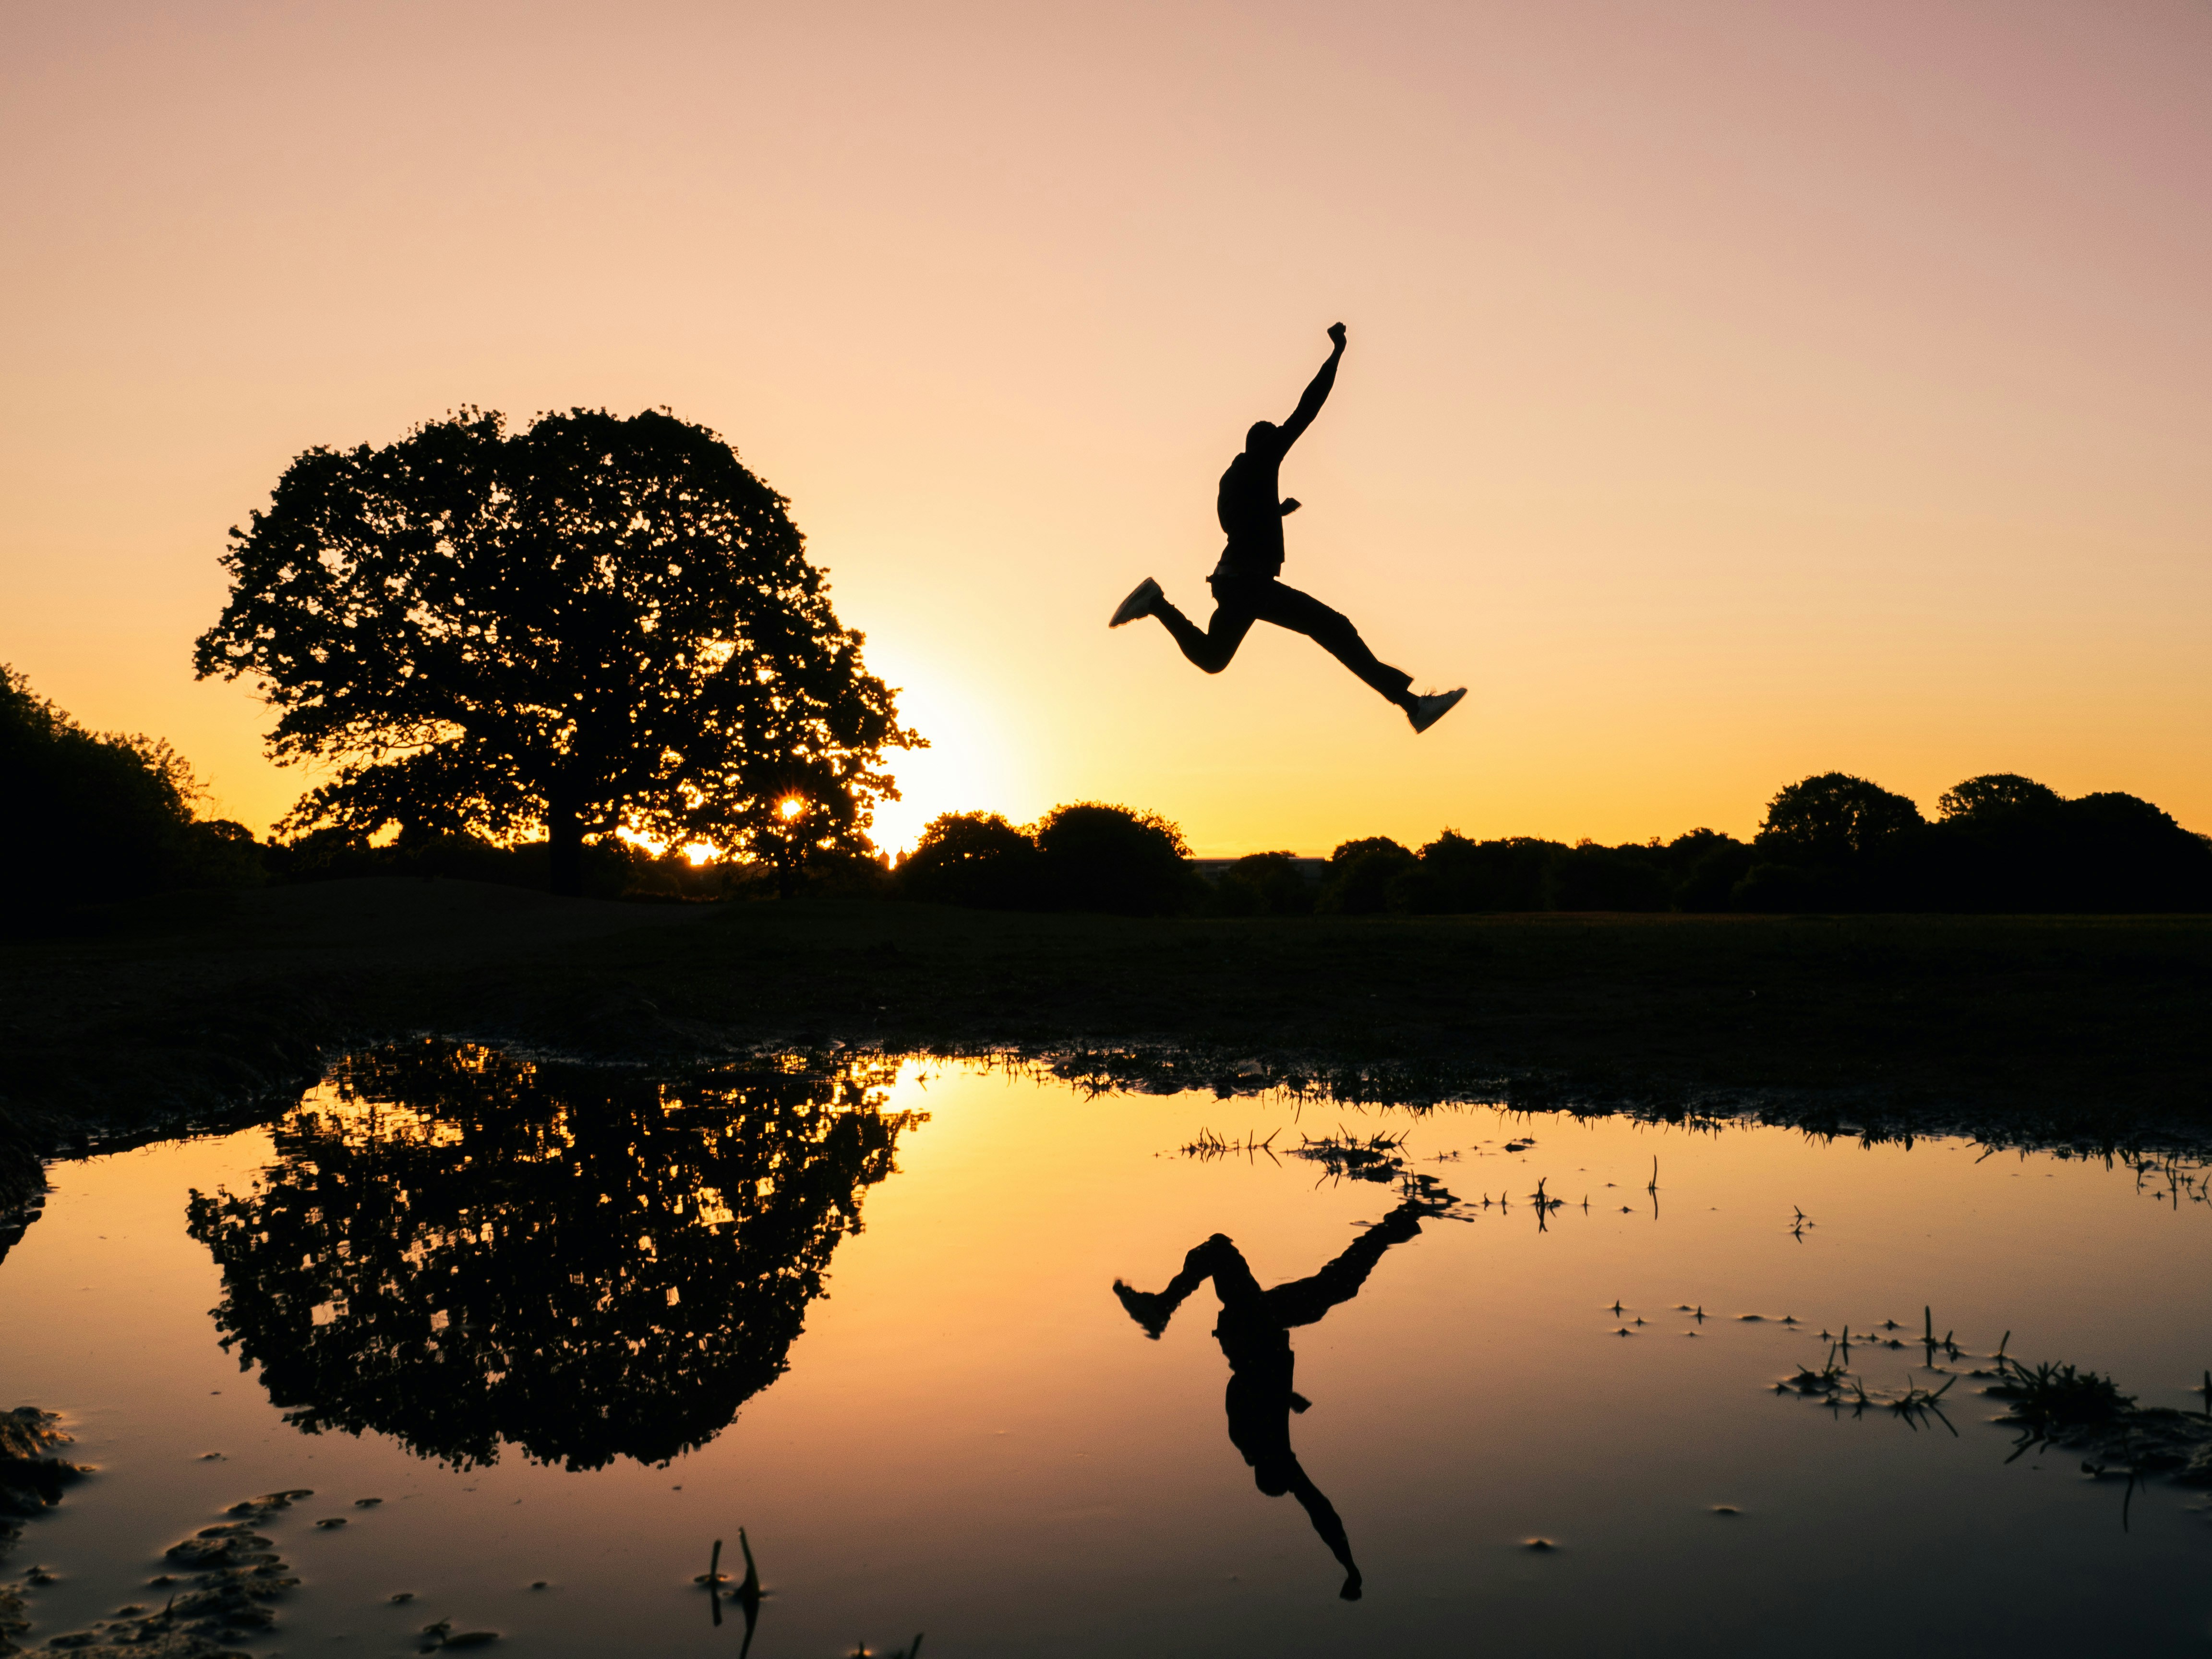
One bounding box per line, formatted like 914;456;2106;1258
6;1055;2211;1656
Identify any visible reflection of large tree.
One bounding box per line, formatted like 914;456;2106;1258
186;1043;920;1470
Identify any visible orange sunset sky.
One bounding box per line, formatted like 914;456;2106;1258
3;1;2208;857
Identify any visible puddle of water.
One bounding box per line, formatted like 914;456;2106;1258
5;1046;2212;1656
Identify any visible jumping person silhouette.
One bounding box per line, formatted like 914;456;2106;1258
1112;1193;1438;1600
1109;323;1466;733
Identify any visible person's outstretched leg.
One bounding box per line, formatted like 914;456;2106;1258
1233;576;1466;731
1231;577;1416;709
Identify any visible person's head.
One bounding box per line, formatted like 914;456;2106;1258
1245;419;1278;454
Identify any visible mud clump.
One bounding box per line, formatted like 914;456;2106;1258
13;1490;307;1659
2;1407;85;1655
1986;1358;2212;1484
0;1407;85;1520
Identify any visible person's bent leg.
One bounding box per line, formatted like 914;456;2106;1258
1282;1463;1363;1600
1247;580;1415;708
1153;589;1258;675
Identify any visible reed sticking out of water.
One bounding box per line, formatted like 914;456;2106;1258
1289;1128;1409;1185
1179;1127;1280;1163
1784;1322;2212;1501
696;1531;764;1653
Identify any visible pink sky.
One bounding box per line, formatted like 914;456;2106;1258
4;0;2208;854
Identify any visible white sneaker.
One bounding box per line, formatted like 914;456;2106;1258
1109;577;1163;628
1407;687;1467;733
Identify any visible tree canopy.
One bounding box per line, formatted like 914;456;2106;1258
1937;773;2064;820
1756;772;1925;863
193;408;920;895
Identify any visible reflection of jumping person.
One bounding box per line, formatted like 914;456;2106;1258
1109;323;1466;733
1112;1196;1434;1600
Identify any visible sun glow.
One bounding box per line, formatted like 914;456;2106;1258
859;650;1029;859
614;827;719;866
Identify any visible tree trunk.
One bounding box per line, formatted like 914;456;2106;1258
548;787;584;898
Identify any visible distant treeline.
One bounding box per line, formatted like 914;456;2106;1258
898;770;2212;917
8;664;2208;918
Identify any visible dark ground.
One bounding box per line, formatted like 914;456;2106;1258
3;879;2210;1209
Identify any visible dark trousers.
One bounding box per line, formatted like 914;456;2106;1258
1153;572;1413;707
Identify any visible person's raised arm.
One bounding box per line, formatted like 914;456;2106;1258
1277;322;1348;449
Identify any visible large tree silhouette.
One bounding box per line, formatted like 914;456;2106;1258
185;1043;921;1471
193;408;920;895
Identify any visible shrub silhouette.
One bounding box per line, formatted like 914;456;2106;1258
1207;851;1317;917
1727;770;2212;913
1034;802;1198;915
1938;773;2064;820
1394;831;1553;913
1662;829;1755;912
1731;860;1844;913
1738;772;1925;911
1317;837;1418;914
1546;841;1670;912
896;811;1041;909
1756;772;1924;862
2040;791;2212;912
2;664;264;914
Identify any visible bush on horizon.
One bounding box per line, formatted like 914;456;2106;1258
1;665;265;917
1209;851;1317;917
897;803;1199;916
894;812;1041;910
1737;770;2212;914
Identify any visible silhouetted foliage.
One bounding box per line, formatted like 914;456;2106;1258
1368;829;1731;915
262;826;739;901
1;665;264;915
1939;773;2064;821
893;803;1200;915
1034;802;1200;915
184;1042;919;1471
1389;831;1544;913
1756;772;1925;863
1207;852;1317;917
1932;788;2212;913
1317;837;1418;914
895;811;1042;909
1548;841;1671;912
1730;860;1842;914
1735;772;1926;911
192;408;919;897
1735;770;2212;913
1663;829;1756;913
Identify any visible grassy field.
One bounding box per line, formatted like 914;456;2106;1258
3;879;2210;1198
